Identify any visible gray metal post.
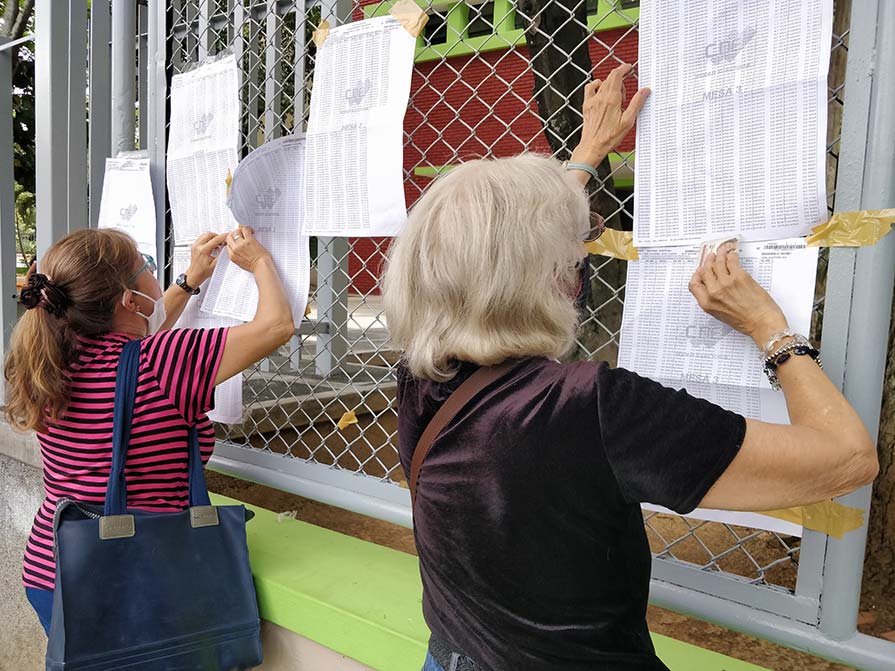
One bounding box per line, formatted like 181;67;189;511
314;0;352;378
314;238;350;377
88;0;112;227
35;0;71;261
0;39;20;395
265;0;282;141
111;0;137;156
818;0;895;640
138;3;149;149
293;3;307;131
197;0;211;61
67;2;89;232
146;0;168;283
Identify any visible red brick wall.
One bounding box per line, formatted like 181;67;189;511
348;28;640;295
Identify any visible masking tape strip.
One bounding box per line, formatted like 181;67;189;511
762;500;865;540
584;227;640;261
806;208;895;248
312;20;330;48
389;0;428;38
225;168;233;198
337;409;359;431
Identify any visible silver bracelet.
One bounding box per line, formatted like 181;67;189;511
564;161;599;183
760;329;803;359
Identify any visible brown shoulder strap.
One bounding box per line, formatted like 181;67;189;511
409;359;521;506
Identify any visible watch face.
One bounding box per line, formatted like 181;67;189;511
178;274;198;294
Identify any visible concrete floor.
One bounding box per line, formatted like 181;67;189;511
0;453;48;670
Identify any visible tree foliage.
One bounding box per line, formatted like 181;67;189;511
2;0;35;267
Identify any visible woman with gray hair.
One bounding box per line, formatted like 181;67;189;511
382;63;878;671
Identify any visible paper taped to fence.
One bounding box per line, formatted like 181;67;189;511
634;0;833;246
806;209;895;248
167;54;240;245
643;504;804;538
303;15;415;237
203;135;310;328
172;247;243;424
97;157;158;263
618;239;818;423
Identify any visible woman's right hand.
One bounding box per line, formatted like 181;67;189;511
688;245;788;349
570;62;651;169
226;226;271;273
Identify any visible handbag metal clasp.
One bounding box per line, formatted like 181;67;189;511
99;514;135;540
190;506;220;528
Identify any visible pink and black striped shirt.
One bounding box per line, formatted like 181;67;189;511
23;328;229;591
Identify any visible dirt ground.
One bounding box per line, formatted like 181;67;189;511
208;470;894;671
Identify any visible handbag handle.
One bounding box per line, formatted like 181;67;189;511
104;339;212;516
409;359;522;507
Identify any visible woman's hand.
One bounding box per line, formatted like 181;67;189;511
570;62;651;169
689;245;789;348
186;232;228;287
226;226;272;273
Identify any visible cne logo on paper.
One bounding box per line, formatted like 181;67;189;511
119;204;138;221
193;112;215;137
255;187;281;211
685;322;735;349
344;79;372;107
704;27;757;65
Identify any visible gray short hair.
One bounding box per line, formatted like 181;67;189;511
382;154;589;381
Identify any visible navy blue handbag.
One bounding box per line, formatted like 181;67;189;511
46;340;263;670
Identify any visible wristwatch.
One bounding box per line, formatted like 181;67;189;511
176;273;201;296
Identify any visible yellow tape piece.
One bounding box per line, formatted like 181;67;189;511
584;227;640;261
225;168;233;197
762;500;865;540
806;209;895;248
312;20;330;48
337;409;359;431
389;0;428;37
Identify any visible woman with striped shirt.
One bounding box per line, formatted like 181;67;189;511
5;225;294;635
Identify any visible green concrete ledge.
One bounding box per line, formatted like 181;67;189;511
211;494;769;671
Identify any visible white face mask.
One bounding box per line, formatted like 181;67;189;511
124;290;167;335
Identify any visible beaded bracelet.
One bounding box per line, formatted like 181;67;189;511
763;341;823;391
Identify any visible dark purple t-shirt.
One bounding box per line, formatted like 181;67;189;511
397;357;746;671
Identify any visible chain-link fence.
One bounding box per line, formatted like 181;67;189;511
144;1;895;667
160;0;849;591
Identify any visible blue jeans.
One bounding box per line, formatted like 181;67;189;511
422;651;446;671
25;587;53;636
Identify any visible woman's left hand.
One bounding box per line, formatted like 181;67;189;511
570;62;650;168
186;232;229;286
